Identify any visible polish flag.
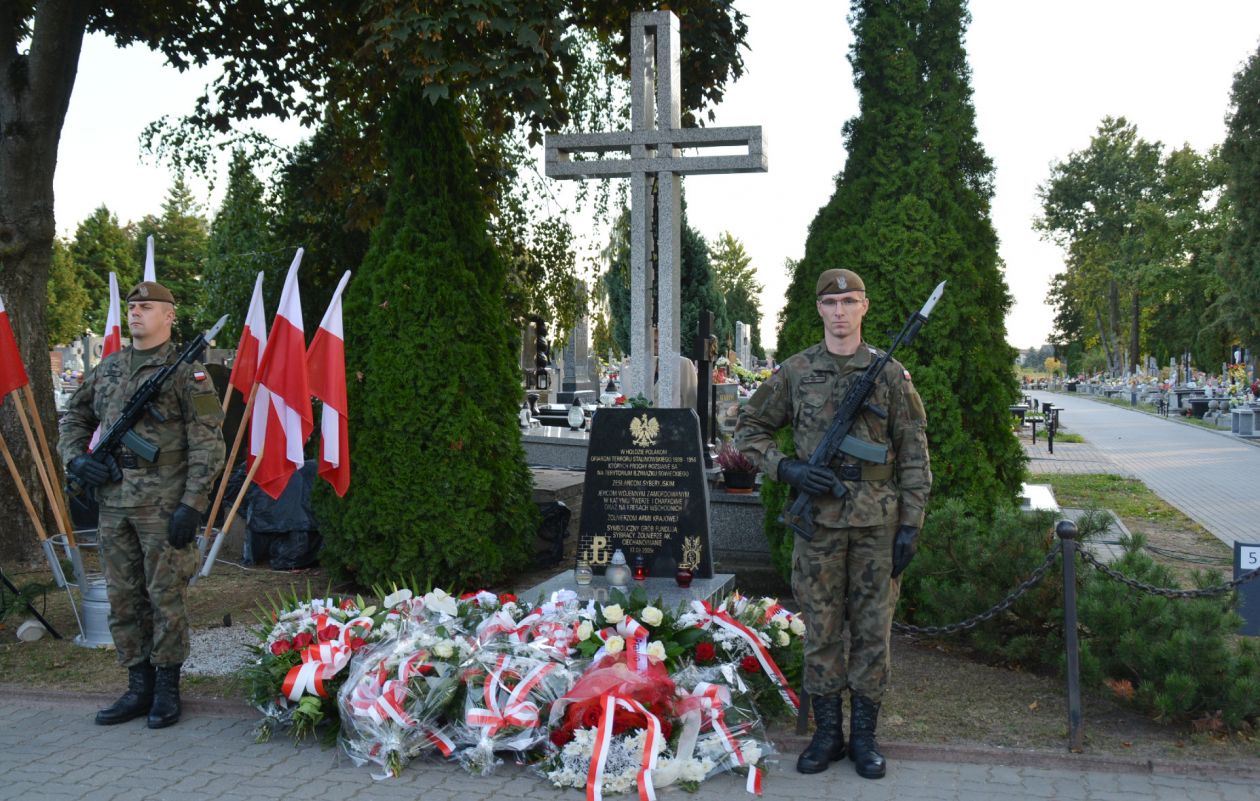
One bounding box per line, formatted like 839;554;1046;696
88;273;123;450
143;235;156;283
306;271;351;496
228;273;268;398
0;295;30;400
251;249;312;500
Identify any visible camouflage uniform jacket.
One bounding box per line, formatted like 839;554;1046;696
733;340;931;528
58;341;226;513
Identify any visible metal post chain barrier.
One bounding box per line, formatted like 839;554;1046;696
891;540;1064;637
1077;547;1260;598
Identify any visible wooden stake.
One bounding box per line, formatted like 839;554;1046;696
203;382;258;547
20;383;76;545
0;429;49;541
200;442;263;578
220;380;236;414
9;389;71;544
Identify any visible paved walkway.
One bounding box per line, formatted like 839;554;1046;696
1;694;1255;801
1029;391;1260;549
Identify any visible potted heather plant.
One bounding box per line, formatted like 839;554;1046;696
716;440;758;493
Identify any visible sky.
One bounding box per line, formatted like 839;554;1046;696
53;1;1260;352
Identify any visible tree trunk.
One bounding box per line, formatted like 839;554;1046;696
1107;279;1122;375
0;2;91;564
1095;308;1116;376
1130;289;1141;375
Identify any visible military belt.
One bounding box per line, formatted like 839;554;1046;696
115;449;187;469
835;463;894;481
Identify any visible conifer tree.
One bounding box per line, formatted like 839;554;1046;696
314;86;537;589
69;205;136;333
135;177;210;340
205;151;278;344
46;238;90;347
768;0;1024;573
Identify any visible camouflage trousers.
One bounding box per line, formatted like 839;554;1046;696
791;519;899;702
97;504;196;668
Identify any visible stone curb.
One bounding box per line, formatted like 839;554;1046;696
6;685;1257;781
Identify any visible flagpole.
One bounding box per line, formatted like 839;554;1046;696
0;429;49;542
220;380;236;415
198;443;262;579
9;389;72;545
20;383;76;546
201;382;258;551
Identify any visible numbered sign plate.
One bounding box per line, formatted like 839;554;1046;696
1235;543;1260;637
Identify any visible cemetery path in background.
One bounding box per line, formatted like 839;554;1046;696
1;692;1255;801
1029;391;1260;549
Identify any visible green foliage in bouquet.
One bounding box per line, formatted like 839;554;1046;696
314;85;537;590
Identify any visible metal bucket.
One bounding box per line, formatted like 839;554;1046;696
75;575;114;648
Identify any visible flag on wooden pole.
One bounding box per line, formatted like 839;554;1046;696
0;295;30;400
252;249;312;500
88;273;123;451
229;272;268;398
307;271;351;496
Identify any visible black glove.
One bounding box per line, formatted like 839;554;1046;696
168;503;202;549
777;459;837;496
891;525;919;578
68;454;120;488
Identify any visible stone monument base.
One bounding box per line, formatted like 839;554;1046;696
519;572;735;609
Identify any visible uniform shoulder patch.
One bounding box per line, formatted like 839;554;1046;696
193;370;207;382
903;368;912;381
192;392;221;419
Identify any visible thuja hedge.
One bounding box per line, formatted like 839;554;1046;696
314;86;537;591
894;500;1260;728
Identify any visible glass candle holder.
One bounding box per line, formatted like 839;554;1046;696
606;549;631;587
574;560;593;586
632;555;647;581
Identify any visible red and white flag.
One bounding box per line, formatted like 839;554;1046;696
88;273;123;450
143;235;156;283
251;249;313;500
307;271;351;496
0;294;30;400
229;272;268;398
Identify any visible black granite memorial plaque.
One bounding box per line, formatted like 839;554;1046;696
577;408;713;578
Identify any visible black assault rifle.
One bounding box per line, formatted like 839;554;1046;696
67;314;229;496
779;282;945;541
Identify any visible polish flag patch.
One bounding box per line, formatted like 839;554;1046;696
193;370;207;382
903;369;912;381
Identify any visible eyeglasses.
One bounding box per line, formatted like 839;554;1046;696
818;297;865;311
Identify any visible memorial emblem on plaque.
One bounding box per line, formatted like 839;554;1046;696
577;408;713;578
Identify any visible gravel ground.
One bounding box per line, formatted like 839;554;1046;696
184;625;258;676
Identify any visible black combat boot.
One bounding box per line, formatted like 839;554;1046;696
849;694;887;779
147;665;182;729
95;663;155;725
796;694;846;773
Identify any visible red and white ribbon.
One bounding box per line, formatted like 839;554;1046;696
465;655;557;736
281;640;351;701
594;616;650;672
690;601;799;710
586;693;662;801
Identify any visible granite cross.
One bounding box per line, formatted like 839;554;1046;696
544;10;767;407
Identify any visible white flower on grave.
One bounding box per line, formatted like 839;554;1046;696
777;631;790;648
605;635;626;655
382;588;412;608
434;639;456;659
789;617;806;637
577;621;594;641
602;604;625;624
639;605;664;626
647;640;667;662
772;616;789;630
422;589;458;617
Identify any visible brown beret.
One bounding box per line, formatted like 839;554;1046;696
126;281;175;304
816;269;865;296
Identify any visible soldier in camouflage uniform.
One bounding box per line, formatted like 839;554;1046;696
60;282;225;729
734;269;931;779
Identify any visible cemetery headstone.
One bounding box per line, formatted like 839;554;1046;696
557;309;595;405
576;408;713;578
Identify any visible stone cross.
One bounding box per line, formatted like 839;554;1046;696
545;10;767;407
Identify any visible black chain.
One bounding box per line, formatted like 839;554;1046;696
1078;547;1260;598
893;541;1063;637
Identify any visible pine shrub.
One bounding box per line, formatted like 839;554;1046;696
314;86;537;590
